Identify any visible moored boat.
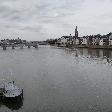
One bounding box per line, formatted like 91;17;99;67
0;81;23;102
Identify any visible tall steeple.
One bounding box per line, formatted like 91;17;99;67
75;26;78;38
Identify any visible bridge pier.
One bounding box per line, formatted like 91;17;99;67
34;45;38;48
28;45;31;48
12;45;15;49
33;42;38;48
3;45;7;50
20;44;24;49
33;45;38;48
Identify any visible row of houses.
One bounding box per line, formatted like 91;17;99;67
0;38;27;45
57;33;112;46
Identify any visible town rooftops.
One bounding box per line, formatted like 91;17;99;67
61;36;72;39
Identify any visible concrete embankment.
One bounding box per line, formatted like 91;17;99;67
59;45;112;49
73;45;112;49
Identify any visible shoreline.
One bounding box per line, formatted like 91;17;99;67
55;45;112;49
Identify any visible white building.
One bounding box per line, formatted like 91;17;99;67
81;37;88;45
109;34;112;45
57;36;70;45
92;38;97;45
92;37;100;45
99;36;108;46
99;38;104;46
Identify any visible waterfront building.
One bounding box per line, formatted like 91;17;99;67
96;38;100;45
68;34;74;45
88;35;93;45
92;35;100;45
109;33;112;45
55;26;112;48
57;36;70;45
81;36;88;45
99;35;108;46
92;37;97;45
99;38;104;46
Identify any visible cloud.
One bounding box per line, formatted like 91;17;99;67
0;0;112;40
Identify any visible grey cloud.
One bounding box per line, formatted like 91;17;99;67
0;0;112;40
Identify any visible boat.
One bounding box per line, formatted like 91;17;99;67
0;81;23;101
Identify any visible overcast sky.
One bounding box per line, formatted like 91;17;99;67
0;0;112;40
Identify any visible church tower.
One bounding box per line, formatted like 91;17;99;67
75;26;78;38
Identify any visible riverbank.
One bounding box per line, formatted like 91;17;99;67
56;44;112;49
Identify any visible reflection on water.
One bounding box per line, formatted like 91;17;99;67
0;97;23;111
3;100;23;110
65;48;112;64
78;48;112;59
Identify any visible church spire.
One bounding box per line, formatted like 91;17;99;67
75;26;78;38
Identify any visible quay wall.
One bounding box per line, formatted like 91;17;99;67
58;44;112;49
73;45;112;49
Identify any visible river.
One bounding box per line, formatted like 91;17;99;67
0;45;112;112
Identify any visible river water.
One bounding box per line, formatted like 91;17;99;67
0;45;112;112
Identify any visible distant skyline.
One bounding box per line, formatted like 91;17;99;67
0;0;112;40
